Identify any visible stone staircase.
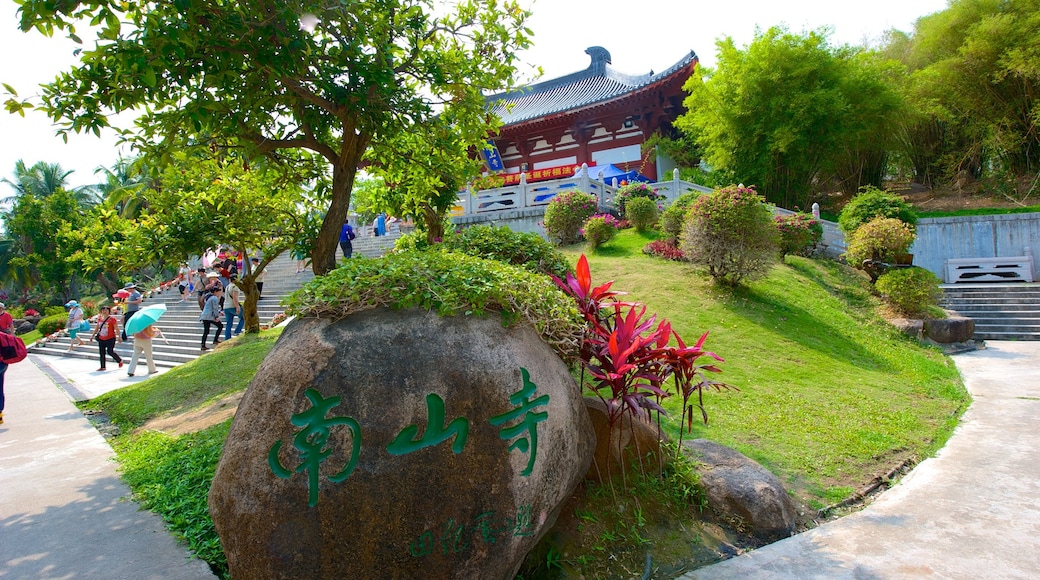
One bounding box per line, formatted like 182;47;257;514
27;235;401;368
941;283;1040;341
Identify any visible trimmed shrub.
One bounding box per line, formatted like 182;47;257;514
838;186;918;234
643;239;686;261
37;314;67;336
876;268;943;317
776;212;824;257
582;214;620;250
614;182;662;218
286;250;584;360
660;191;701;240
543;190;598;245
625;196;659;232
443;224;570;279
844;217;916;267
681;184;779;286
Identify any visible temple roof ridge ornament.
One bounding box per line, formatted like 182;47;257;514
486;46;699;128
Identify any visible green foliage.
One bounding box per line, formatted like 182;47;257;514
889;0;1040;182
115;424;230;579
660;192;701;240
614;182;661;218
875;268;943;318
13;0;533;274
36;314;67;336
285;251;584;360
542;190;599;245
2;184;88;299
678;27;904;208
844;217;916;266
775;213;823;257
581;215;619;251
838;186;918;234
625;196;659;233
681;185;780;286
441;224;570;278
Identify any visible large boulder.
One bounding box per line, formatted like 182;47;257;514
209;308;594;579
583;397;666;483
682;439;797;542
923;315;975;343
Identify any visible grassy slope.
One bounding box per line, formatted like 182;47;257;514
570;230;967;505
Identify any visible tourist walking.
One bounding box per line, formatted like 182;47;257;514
120;283;143;341
65;300;88;351
127;322;166;377
251;257;265;298
200;286;224;351
177;262;192;302
0;302;10;425
340;219;356;259
92;306;123;371
0;302;13;335
224;275;241;340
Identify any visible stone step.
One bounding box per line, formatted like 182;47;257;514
27;243;393;367
941;284;1040;341
948;313;1040;322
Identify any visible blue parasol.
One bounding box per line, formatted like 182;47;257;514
125;303;167;335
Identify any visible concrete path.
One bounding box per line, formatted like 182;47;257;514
0;356;214;579
682;341;1040;579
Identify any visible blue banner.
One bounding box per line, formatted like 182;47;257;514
481;141;505;172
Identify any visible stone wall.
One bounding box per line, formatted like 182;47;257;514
912;213;1040;282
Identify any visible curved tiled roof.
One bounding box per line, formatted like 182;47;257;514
487;46;698;127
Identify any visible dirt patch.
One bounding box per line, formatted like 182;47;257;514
891;178;1038;212
138;392;244;436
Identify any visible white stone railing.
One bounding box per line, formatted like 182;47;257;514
452;165;711;217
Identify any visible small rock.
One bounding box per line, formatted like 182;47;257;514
889;318;923;340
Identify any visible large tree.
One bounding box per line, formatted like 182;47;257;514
677;27;903;208
10;0;532;274
64;151;314;333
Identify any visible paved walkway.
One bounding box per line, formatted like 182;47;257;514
2;342;1038;579
682;340;1040;579
0;356;214;579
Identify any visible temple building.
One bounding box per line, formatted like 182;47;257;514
484;46;698;183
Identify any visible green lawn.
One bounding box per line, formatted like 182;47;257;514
81;232;969;576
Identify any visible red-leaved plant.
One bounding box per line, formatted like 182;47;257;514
552;255;734;447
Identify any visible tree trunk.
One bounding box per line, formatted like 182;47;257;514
422;203;444;245
312;131;371;275
239;276;261;334
238;249;284;334
96;271;120;296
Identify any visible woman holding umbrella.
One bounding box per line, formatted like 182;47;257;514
125;303;169;376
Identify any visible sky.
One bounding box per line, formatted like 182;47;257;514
0;0;949;191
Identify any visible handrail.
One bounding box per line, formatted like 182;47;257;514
452;165;711;217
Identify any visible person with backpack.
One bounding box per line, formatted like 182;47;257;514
91;305;123;372
65;300;89;351
0;301;25;425
340;218;356;259
200;286;224;352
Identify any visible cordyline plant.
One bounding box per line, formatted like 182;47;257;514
552;255;735;448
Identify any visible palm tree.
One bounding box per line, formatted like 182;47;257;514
2;160;100;208
93;156;151;218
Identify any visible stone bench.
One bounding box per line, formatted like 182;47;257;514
946;251;1034;283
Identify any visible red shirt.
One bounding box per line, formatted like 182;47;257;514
0;311;13;333
97;316;118;340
